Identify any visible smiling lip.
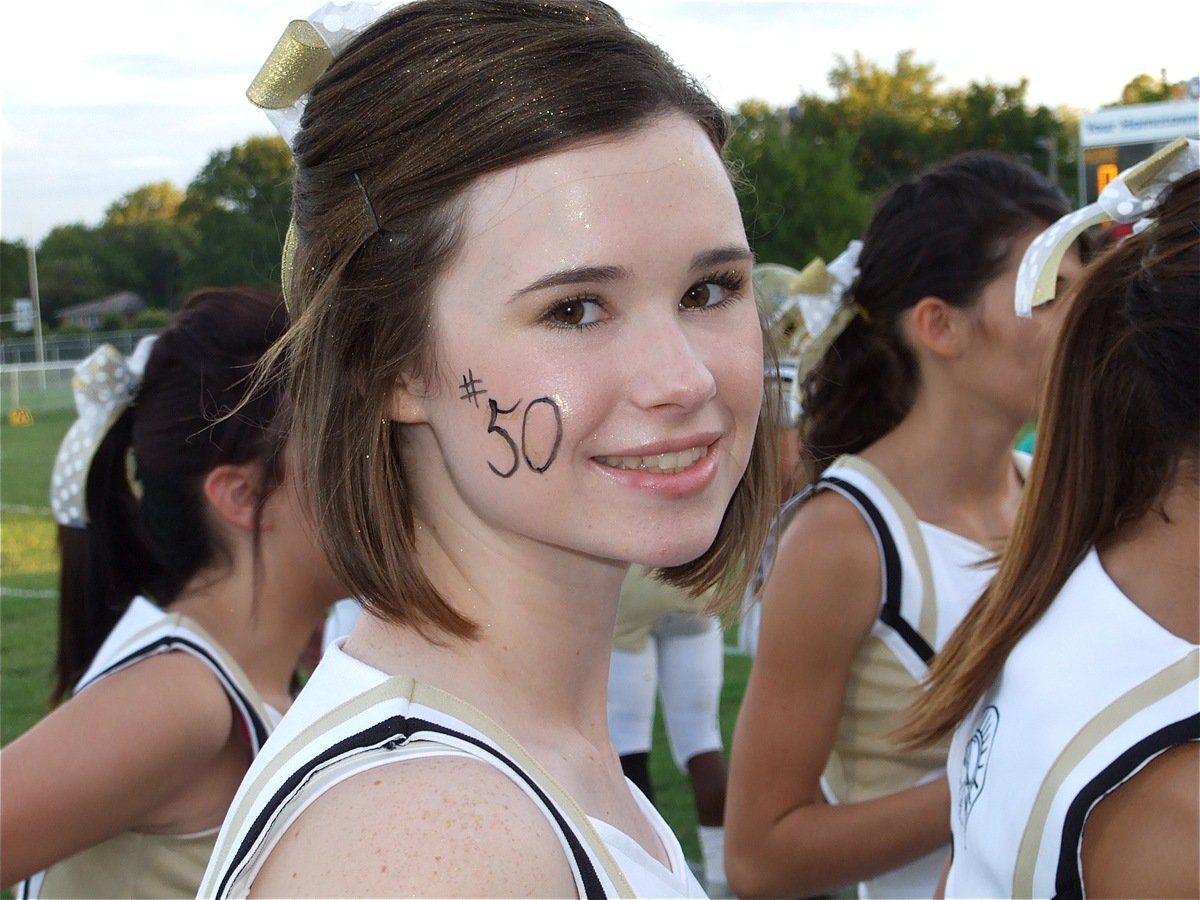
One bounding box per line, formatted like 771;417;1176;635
591;436;722;498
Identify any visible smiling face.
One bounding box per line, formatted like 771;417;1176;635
393;113;763;570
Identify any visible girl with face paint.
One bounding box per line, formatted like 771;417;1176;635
199;3;777;897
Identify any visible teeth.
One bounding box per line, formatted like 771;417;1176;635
596;446;707;473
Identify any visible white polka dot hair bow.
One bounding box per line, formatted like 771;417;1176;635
1015;136;1199;318
50;336;156;528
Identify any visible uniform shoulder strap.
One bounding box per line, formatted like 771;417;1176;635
208;676;630;899
817;455;937;663
79;614;273;754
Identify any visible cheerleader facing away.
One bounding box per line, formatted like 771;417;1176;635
902;142;1199;899
726;152;1084;899
198;2;778;896
0;288;344;897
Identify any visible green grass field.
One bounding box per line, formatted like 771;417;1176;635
0;384;751;869
1;388;72;746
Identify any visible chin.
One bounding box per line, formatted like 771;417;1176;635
626;533;720;570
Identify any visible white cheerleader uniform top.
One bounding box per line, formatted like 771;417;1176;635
945;548;1199;899
199;640;706;899
776;454;1017;899
19;596;277;900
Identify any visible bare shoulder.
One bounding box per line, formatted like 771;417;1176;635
733;488;882;751
14;649;237;768
762;488;881;648
90;650;240;758
776;486;880;569
0;651;238;884
1081;740;1198;898
250;753;579;898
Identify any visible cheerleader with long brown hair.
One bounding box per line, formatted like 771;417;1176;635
903;141;1198;899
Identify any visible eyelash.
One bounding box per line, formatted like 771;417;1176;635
540;269;748;331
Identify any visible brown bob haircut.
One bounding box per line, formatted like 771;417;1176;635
267;0;779;640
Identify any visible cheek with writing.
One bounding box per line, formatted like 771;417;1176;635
459;371;563;478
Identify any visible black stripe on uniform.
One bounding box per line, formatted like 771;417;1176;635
820;475;935;664
214;714;608;899
1053;712;1199;899
86;636;270;750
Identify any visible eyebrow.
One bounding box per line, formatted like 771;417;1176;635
691;246;756;270
509;245;755;302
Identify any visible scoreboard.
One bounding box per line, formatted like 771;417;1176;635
1078;99;1198;204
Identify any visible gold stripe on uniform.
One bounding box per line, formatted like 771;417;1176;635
1012;648;1200;897
834;455;938;646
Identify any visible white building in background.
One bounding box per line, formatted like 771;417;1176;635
1078;95;1199;204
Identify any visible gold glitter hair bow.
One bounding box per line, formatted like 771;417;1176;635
247;2;392;305
247;2;389;148
1015;136;1199;317
50;337;157;527
754;240;864;423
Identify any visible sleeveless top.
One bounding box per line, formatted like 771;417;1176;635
199;641;706;899
775;453;1012;898
945;548;1199;899
19;597;276;900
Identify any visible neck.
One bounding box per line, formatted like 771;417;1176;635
168;560;328;712
346;522;627;746
859;386;1024;544
1101;473;1200;644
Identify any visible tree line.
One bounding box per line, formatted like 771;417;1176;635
0;54;1189;329
1;136;291;329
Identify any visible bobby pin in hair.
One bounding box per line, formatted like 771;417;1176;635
352;171;383;235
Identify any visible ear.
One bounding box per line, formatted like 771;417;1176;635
203;463;264;533
909;295;968;360
387;372;430;425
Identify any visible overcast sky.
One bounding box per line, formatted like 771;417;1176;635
2;0;1197;243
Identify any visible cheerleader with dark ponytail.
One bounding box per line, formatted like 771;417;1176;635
727;152;1086;899
1;288;343;898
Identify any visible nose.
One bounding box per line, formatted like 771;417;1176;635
627;315;717;412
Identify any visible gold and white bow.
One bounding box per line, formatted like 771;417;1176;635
247;2;389;148
247;2;391;305
1015;136;1199;317
755;240;863;380
755;240;863;423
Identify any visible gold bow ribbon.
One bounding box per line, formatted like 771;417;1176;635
755;241;864;380
246;19;332;311
246;19;334;110
248;5;388;310
280;220;299;311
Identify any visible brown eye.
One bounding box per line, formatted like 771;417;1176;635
545;297;604;329
681;283;715;310
682;279;740;310
551;300;586;325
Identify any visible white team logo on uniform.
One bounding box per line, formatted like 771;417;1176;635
959;705;999;831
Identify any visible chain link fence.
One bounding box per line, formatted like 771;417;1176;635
0;330;160;411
